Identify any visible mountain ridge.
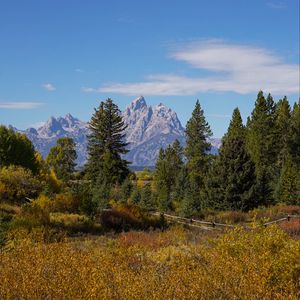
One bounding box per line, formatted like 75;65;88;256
14;96;221;166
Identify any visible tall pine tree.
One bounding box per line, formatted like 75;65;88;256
246;91;277;206
289;100;300;167
86;98;130;207
184;100;212;213
205;108;257;211
274;97;291;169
155;139;183;211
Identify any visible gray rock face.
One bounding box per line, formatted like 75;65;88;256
122;96;186;166
16;96;220;166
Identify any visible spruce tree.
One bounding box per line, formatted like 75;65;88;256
275;154;300;205
274;97;291;168
184;100;212;212
289;100;300;167
155;140;183;211
205;108;257;211
86;98;130;207
246;91;277;205
140;183;154;210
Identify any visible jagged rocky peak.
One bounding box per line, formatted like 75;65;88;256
26;127;38;135
128;96;147;111
57;113;76;128
45;116;62;131
38;116;64;137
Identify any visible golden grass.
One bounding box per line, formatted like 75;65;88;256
0;225;299;299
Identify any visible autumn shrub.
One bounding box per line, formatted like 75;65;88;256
0;166;41;203
50;212;101;234
205;210;247;224
52;192;79;213
101;203;165;232
279;218;300;237
0;225;299;299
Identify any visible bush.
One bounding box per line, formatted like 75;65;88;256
0;166;41;203
52;193;79;213
100;204;164;232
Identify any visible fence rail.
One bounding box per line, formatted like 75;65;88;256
153;212;300;230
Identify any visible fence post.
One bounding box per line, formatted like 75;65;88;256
287;215;290;221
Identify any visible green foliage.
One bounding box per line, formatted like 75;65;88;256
140;183;154;210
120;178;133;203
46;137;77;183
184;100;212;213
86;99;130;185
155;140;183;211
185;100;212;186
275;97;291;168
130;185;141;205
0;125;38;173
289;100;300;167
246;92;277;204
205;108;257;211
0;166;41;203
275;154;300;205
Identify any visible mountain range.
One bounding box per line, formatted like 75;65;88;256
14;96;221;166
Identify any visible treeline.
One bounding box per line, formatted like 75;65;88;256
0;92;299;218
155;92;300;216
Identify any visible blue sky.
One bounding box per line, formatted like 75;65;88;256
0;0;299;137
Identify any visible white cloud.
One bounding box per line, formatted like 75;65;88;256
81;87;97;93
42;83;56;91
82;40;299;96
30;121;45;128
75;68;84;73
0;102;44;109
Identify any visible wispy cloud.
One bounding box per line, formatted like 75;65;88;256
81;87;97;93
0;102;44;109
75;68;84;73
42;83;56;91
30;121;45;128
267;1;287;9
82;40;299;96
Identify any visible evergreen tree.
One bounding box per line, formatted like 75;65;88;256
246;91;277;205
131;185;141;205
174;165;189;202
140;183;154;210
86;99;130;207
155;140;183;211
275;154;300;205
289;100;300;167
184;100;212;211
205;108;257;211
46;137;77;182
274;97;291;168
0;125;38;173
120;178;133;203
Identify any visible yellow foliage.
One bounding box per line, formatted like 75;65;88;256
0;225;299;299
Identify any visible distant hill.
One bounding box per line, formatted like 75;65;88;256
14;96;221;166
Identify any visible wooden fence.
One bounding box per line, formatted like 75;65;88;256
152;212;300;231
